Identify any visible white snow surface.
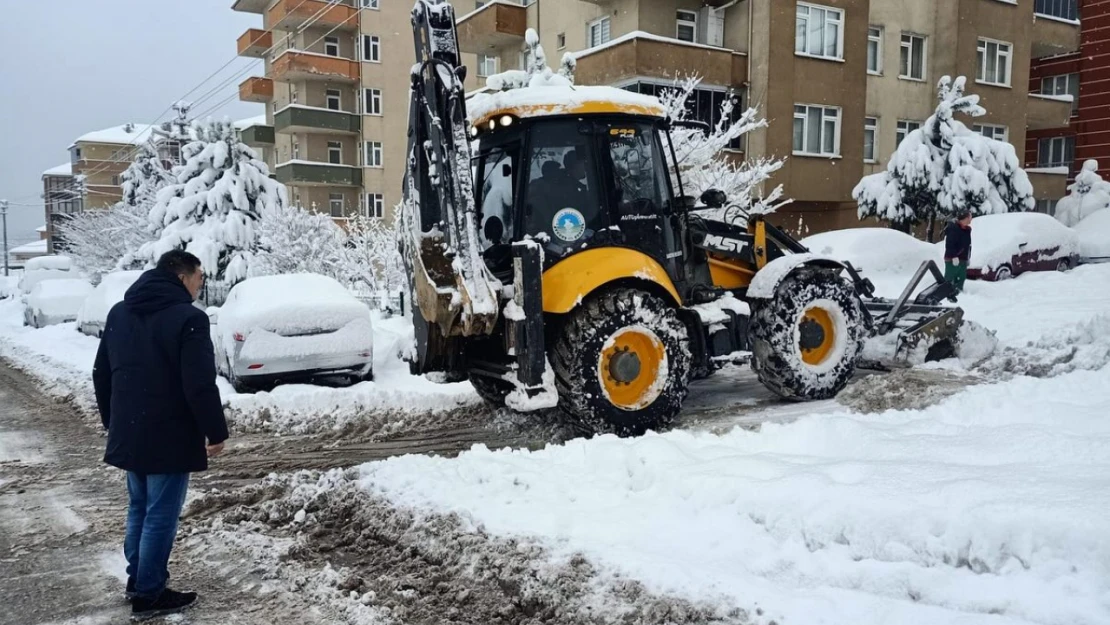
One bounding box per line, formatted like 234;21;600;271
75;271;142;328
467;86;666;124
802;228;937;275
25;255;72;272
1075;208;1110;258
219;273;370;340
42;162;72;177
9;239;48;258
232;114;267;130
746;253;840;298
69;123;154;148
27;279;93;320
960;212;1079;271
238;316;373;363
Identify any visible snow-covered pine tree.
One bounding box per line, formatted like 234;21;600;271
854;76;1034;239
141;118;287;285
660;77;788;221
120;143;174;210
251;202;348;278
1055;160;1110;227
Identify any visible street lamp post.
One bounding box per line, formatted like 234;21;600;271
1;199;9;277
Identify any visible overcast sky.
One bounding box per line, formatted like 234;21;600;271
0;0;261;246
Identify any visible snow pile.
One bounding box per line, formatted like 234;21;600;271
1055;159;1109;227
25;255;72;272
27;279;93;322
855;76;1034;230
802;228;936;275
980;313;1110;379
0;276;18;299
75;270;142;329
1074;207;1110;259
356;365;1110;625
958;212;1079;271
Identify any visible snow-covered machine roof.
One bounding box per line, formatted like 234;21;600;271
468;86;667;129
69;124;156;149
42;162;73;177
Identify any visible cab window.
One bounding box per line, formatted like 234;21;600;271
605;123;669;215
475;145;518;250
522;121;604;246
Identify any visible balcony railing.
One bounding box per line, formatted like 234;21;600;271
237;29;272;58
238;124;275;147
275;162;363;187
239;77;274;103
1028;93;1074;130
274;105;360;136
270;50;359;84
231;0;268;14
456;1;527;54
269;0;358;32
575;33;747;89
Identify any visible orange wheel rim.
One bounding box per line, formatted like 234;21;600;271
599;327;666;411
799;306;836;366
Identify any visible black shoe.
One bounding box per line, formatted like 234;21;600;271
125;577;138;601
130;589;198;621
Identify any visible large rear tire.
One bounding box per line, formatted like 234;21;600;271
750;268;865;400
552;288;691;436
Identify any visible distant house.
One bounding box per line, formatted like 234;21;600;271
42;162;81;254
9;239;48;263
68;124;155;210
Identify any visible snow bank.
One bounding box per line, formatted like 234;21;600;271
75;270;142;328
1055;160;1110;227
0;276;16;299
25;255;72;272
1074;208;1110;259
962;212;1078;271
802;228;936;275
357;364;1110;625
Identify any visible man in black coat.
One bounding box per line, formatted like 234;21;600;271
92;250;228;621
943;210;973;293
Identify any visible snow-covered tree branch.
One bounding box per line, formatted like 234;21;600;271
55;203;153;283
344;214;407;292
854;75;1034;239
250;203;348;279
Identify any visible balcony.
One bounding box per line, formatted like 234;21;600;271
1027;93;1073;130
457;1;527;54
1032;13;1081;58
237;28;272;58
274;105;360;136
575;33;747;88
269;0;358;32
270;50;359;84
239;124;275;147
239;77;274;103
231;0;268;14
275;162;363;187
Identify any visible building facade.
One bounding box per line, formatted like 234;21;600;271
233;0;409;222
41;162;82;254
68;124;156;210
1026;0;1104;214
457;0;1078;232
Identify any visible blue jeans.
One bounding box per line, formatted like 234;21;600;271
125;472;190;598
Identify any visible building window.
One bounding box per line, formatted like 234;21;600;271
557;33;566;49
326;89;342;111
328;141;343;165
587;17;611;47
293;141;300;160
867;27;883;74
1035;198;1059;215
362;35;380;62
899;34;926;80
291;89;299;104
1042;73;1080;114
367;193;384;218
477;54;500;77
795;3;844;60
364;88;382;115
111;175;122;186
973;124;1008;142
976;38;1012;87
329;193;345;217
624;82;745;150
1035;0;1078;21
324;36;340;57
676;10;698;42
896;120;922;146
793;104;841;157
864;117;879;162
362;0;379;8
1038;136;1076;168
364;141;383;168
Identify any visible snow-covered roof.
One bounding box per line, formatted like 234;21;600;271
9;239;49;257
35;225;47;233
42;162;73;177
572;30;743;61
70;124;156;149
468;85;667;127
233;114;268;130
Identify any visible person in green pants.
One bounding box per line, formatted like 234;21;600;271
943;211;973;294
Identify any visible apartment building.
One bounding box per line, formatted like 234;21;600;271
68;124;156;210
1027;0;1105;214
41;162;82;254
456;0;1078;232
234;0;408;222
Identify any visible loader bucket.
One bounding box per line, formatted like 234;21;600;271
857;260;971;367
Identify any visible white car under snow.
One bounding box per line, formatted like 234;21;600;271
212;273;374;391
24;278;94;328
75;270;144;337
18;255;77;294
950;213;1080;281
1074;209;1110;260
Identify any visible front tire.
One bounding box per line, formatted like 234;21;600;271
750;268;865;401
552;288;691;436
994;265;1013;281
1056;259;1070;272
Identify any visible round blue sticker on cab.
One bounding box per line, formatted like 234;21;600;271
552;208;586;242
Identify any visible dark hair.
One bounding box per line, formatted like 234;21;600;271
542;160;562;177
956;210;972;220
156;250;202;276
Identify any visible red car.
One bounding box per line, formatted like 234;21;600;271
946;213;1081;281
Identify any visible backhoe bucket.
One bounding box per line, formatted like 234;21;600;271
858;260;968;366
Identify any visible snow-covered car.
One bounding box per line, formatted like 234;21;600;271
212;273;374;391
75;270;144;337
23;278;94;328
18;255;76;293
950;213;1080;281
802;228;937;275
1074;209;1110;261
